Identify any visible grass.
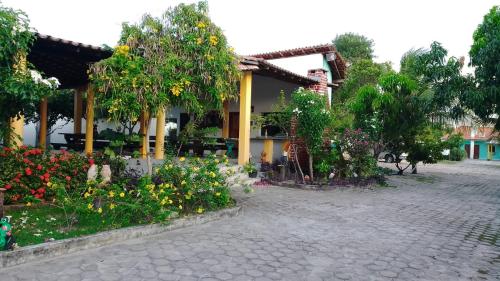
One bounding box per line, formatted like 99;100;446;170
438;159;461;165
7;205;140;247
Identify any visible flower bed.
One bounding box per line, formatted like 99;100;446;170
2;152;234;247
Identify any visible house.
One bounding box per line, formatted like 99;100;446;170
14;34;346;165
455;126;500;160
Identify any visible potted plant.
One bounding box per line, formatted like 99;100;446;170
243;161;258;178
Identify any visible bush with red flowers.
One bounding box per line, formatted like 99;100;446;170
0;146;90;204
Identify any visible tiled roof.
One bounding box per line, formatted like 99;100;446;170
28;33;112;89
249;44;336;60
247;43;346;80
454;126;499;141
239;56;319;86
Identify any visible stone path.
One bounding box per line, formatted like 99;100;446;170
1;160;499;280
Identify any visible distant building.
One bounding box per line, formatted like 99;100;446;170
455;126;499;160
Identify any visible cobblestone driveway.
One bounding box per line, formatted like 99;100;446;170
1;161;499;281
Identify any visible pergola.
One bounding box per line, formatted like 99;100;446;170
9;33;114;155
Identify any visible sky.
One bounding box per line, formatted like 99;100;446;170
3;0;497;75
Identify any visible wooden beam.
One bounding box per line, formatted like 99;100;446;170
74;87;83;134
84;85;94;156
222;101;229;138
39;98;48;149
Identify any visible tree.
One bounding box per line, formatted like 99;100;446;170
334;59;391;104
288;88;331;182
400;42;471;124
333;33;375;64
90;2;239;135
0;3;59;145
351;73;446;174
467;6;500;129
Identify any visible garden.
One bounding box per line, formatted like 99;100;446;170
0;2;239;249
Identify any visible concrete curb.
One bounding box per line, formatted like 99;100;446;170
0;206;241;268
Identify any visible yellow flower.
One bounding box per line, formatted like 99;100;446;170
26;202;32;207
209;35;218;46
87;203;93;210
209;171;216;178
193;167;200;172
98;207;103;214
108;191;115;198
181;180;187;185
115;45;130;56
229;47;235;52
84;192;90;198
196;37;203;45
215;159;219;163
179;205;183;210
169;199;173;204
47;182;53;187
119;192;125;198
179;157;186;162
213;182;219;187
215;192;221;197
171;84;182;96
196;207;204;214
109;203;116;210
197;21;206;29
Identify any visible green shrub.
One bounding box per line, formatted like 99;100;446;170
49;154;233;228
0;146;89;204
449;147;466;161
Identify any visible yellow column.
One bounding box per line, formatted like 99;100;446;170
9;116;24;148
84;86;95;156
238;71;252;165
263;139;274;163
140;111;149;159
74;87;83;134
155;107;165;160
39;97;48;149
222;101;229;138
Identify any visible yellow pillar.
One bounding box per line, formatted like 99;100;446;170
39;97;48;149
140;111;149;159
9;116;24;148
74;87;83;134
155;108;165;160
238;71;252;165
263;139;274;163
85;86;95;156
222;101;229;138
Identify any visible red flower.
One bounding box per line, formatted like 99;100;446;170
89;159;95;166
65;176;71;181
37;187;45;194
4;184;11;190
39;176;45;180
50;157;56;163
3;147;11;152
14;178;20;183
25;168;32;176
36;164;43;170
30;189;36;195
23;158;30;164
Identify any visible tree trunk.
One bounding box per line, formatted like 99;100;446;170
411;163;417;174
308;153;314;183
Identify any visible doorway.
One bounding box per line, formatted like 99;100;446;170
229;112;239;138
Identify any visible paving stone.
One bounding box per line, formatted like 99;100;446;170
1;161;500;280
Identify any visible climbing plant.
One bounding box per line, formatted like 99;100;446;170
0;3;59;145
90;1;239;128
